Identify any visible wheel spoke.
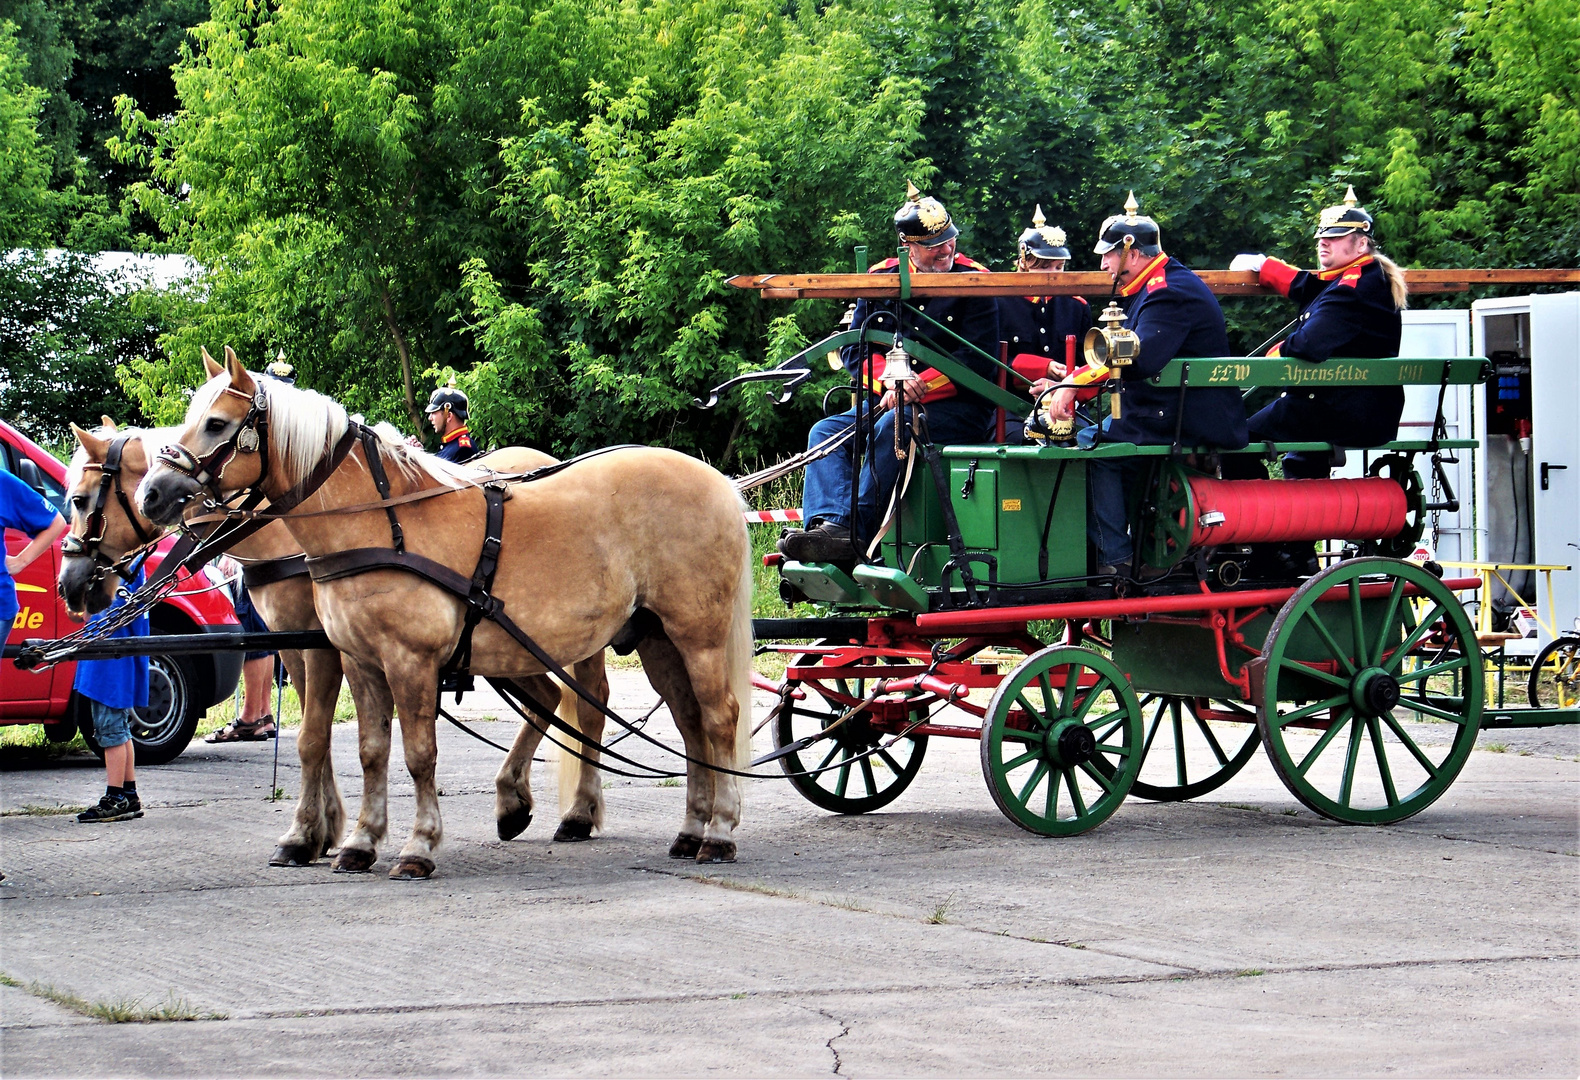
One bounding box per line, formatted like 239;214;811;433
814;739;842;775
1046;766;1063;817
1064;767;1088;817
834;752;852;798
1395;655;1470;686
1017;760;1050;806
875;746;906;776
1039;669;1062;719
1014;692;1048;729
1295;707;1353;776
1171;701;1187;786
1194;713;1230;765
1367;716;1399;807
1348;578;1367;663
859;754;878;797
1003;746;1043;771
1372;578;1407;667
1385;602;1447;674
1078;758;1117;794
1270;693;1350;729
1070;676;1111;726
1303;607;1358;676
1339;715;1364;807
1141;706;1165;761
1381;712;1440;778
1279;656;1352;691
1396;694;1471;724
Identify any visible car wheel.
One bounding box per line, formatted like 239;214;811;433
79;652;204;766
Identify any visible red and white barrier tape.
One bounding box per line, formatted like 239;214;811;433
743;508;803;524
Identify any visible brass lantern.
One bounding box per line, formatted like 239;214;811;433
1083;300;1141;368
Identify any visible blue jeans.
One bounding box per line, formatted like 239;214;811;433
802;400;991;541
1087;457;1149;567
89;699;134;749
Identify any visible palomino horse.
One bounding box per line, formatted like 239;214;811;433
138;351;754;878
63;393;609;868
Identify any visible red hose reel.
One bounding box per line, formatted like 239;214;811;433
1187;476;1408;545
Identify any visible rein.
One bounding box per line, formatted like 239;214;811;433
62;434;163;591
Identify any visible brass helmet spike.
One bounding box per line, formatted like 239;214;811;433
1343;184;1358;207
1032;204;1046;229
1123;191;1140;224
905;180;922;203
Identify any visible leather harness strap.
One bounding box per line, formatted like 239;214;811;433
358;425;406;554
241;553;310;588
444;483;508;681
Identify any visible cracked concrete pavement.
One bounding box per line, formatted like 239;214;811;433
2;670;1576;1076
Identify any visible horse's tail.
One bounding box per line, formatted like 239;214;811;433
553;677;603;831
727;519;756;774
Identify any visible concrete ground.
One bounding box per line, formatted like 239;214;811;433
2;670;1576;1077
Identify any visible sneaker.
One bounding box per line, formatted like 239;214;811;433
77;794;143;823
778;522;855;563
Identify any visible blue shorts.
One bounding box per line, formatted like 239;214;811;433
90;700;134;749
234;584;274;661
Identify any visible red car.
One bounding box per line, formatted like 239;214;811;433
3;420;242;764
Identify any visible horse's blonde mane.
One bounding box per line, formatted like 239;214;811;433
188;374;471;492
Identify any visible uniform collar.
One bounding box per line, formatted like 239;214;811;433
1314;254;1373;281
441;425;470;444
1118;252;1169;297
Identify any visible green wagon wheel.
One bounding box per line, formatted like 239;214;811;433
980;646;1142;836
1130;697;1261;802
1527;635;1580;709
1256;557;1482;824
774;643;929;815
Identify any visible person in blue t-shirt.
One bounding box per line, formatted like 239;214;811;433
73;567;151;823
1;468;67;633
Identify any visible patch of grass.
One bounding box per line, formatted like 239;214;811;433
926;891;957;925
730;992;747;1000
1235;968;1265;977
1;803;88;817
1281;809;1299;816
270;787;287;802
1222;802;1264;813
823;895;871;912
0;725;92;761
1064;942;1087;950
198;682;358;738
692;876;801;900
0;974;225;1023
1484;742;1509;754
655;777;682;788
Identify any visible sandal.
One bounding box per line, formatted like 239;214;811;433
205;715;276;743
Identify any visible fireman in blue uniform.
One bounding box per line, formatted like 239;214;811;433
1045;193;1247;578
1230;186;1407;479
425;384;477;463
779;183;1000;563
996;206;1091;441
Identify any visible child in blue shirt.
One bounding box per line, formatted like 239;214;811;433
74;568;150;823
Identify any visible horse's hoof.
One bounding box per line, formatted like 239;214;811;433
497;805;533;841
668;834;702;859
696;839;737;864
269;843;318;867
389;856;436;880
332;848;376;874
318;838;338;860
552;818;593;843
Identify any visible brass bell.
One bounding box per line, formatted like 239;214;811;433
1083;300;1141;367
880;336;915;385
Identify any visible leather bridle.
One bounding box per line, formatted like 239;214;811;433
61;434;162;587
155;383;271;497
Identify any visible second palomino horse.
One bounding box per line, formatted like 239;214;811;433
138;351;753;878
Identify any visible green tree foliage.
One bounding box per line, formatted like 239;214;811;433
0;20;51;245
0;252;173;441
71;0;1576;461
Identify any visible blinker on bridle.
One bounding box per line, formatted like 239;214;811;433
155;383;271;498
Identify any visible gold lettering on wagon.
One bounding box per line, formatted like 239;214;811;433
1002;499;1022;511
1281;362;1371;385
1207;363;1251;383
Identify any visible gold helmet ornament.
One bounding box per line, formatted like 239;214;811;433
893;181;959;248
1315;184;1374;238
1092;191;1162;256
1017;205;1071;260
264;350;296;385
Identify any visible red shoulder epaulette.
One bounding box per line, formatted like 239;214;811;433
953;254;988;271
873;257;900;270
1144;269;1169;294
1336;267;1364;289
1074;295;1089;306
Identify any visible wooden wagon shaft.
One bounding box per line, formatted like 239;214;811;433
727;267;1580;300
